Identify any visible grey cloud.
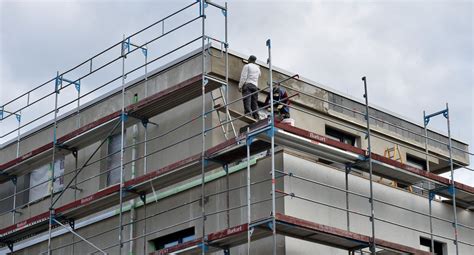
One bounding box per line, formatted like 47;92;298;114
1;0;472;184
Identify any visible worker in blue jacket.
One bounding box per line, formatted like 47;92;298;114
264;84;290;121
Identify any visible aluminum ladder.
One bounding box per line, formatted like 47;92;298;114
211;85;237;139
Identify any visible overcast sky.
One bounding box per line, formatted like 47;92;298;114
0;0;472;185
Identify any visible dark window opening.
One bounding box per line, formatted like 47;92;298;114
152;227;195;250
407;154;427;170
318;158;334;165
420;236;445;255
106;134;122;186
396;182;410;189
325;126;357;147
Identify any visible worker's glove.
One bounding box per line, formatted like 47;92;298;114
277;105;283;110
267;107;272;112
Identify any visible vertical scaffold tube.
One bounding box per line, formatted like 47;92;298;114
129;119;138;255
200;1;207;254
445;103;459;255
16;113;21;157
423;110;435;253
345;166;350;232
143;49;149;253
246;127;251;254
362;76;376;254
13;114;21;224
47;72;61;255
267;38;277;255
12;178;17;224
118;34;127;254
224;2;229;135
76;84;80;129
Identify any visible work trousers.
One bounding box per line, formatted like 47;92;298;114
242;83;259;119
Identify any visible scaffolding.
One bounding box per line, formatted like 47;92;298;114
0;1;473;254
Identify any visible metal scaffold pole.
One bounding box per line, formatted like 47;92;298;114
75;80;81;129
445;103;460;255
200;1;207;254
223;3;231;233
11;177;17;224
12;113;21;224
246;127;252;254
118;34;127;254
423;110;435;253
424;104;460;255
47;71;61;255
345;164;351;232
224;2;229;136
143;43;149;255
16;113;21;157
267;38;277;255
362;76;376;254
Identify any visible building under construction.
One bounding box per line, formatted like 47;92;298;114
0;1;473;254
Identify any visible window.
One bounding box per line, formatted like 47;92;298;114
420;236;446;254
151;227;195;250
29;157;64;202
106;134;122;186
325;126;357;147
406;154;427;170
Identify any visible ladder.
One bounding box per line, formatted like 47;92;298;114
211;85;237;140
384;145;413;192
384;145;403;163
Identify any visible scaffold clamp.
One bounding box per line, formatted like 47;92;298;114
198;242;209;252
246;135;255;146
74;80;81;93
10;176;17;185
139;192;147;204
121;37;131;57
443;110;449;118
429;191;436;201
448;184;455;195
424;117;430;126
267;221;274;230
6;241;13;252
120;112;128;122
265;125;275;138
55;74;62;93
68;219;75;230
345;164;352;173
141;118;149;127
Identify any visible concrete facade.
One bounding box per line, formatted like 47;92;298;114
0;46;472;254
